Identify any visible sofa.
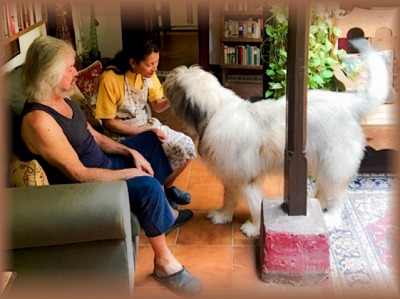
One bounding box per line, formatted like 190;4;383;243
3;62;141;296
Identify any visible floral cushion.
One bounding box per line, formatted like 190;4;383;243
74;60;103;129
10;154;49;187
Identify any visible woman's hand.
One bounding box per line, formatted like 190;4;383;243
150;128;167;143
130;149;154;176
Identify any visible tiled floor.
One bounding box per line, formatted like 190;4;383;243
133;148;287;298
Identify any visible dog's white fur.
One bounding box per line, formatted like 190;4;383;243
163;47;390;237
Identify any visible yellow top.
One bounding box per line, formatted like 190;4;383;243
95;69;164;119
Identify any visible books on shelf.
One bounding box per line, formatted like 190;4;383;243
224;18;263;39
223;1;262;13
2;1;44;39
223;44;261;66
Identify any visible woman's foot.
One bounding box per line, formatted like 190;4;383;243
165;186;191;206
165;209;193;235
152;266;203;295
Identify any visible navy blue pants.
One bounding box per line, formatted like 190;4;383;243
108;131;175;237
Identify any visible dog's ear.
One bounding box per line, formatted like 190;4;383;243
184;97;208;135
169;84;207;134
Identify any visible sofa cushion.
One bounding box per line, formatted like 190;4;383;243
4;66;26;116
73;60;103;129
10;154;49;187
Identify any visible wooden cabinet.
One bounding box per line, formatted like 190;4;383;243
220;1;264;85
169;0;198;30
1;2;47;62
361;103;398;151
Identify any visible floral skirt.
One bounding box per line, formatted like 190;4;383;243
106;117;197;170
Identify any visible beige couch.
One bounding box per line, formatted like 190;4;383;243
3;63;140;296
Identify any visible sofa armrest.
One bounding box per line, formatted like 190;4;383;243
8;181;137;249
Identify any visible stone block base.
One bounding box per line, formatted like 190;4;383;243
259;197;330;286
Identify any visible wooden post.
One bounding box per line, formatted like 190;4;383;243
282;3;310;216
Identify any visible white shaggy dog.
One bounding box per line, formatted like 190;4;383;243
162;46;389;237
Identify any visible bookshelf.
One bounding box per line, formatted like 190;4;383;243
220;1;264;85
1;2;47;63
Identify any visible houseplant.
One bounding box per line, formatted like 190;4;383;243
263;4;347;99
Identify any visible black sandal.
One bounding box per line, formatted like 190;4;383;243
165;209;193;235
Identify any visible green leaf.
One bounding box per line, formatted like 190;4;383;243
277;24;288;34
336;49;347;59
266;69;275;76
308;58;321;67
279;49;287;58
332;26;341;37
321;70;334;78
277;69;286;76
326;57;338;65
310;25;319;34
265;90;274;98
270;83;283;89
265;25;275;37
313;74;324;85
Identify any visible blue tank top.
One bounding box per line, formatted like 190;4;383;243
20;99;112;184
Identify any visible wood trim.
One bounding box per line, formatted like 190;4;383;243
1;39;20;64
282;3;310;216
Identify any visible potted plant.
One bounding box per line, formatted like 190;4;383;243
263;3;347;99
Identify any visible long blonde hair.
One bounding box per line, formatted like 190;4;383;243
21;35;76;102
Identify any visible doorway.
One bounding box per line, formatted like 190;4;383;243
121;1;199;71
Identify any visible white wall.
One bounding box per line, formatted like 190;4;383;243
2;24;47;73
72;2;123;60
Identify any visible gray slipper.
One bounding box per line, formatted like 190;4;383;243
152;266;203;296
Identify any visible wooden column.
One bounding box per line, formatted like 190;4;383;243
282;3;310;216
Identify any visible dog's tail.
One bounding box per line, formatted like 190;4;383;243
351;39;391;117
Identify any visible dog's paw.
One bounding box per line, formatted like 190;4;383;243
323;209;343;229
207;209;233;224
240;220;260;238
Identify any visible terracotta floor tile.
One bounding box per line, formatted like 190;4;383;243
177;212;232;246
171;165;191;189
233;247;266;289
235;197;250;213
173;246;233;289
134;246;160;288
133;287;166;299
188;159;222;186
186;184;224;211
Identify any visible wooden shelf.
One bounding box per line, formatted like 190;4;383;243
220;1;265;85
221;64;263;70
1;20;46;46
221;37;263;43
221;11;263;17
1;2;47;63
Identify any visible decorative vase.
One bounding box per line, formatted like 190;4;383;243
89;5;101;61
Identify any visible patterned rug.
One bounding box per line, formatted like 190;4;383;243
308;173;398;297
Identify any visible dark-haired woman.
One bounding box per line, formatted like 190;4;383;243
96;40;196;209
